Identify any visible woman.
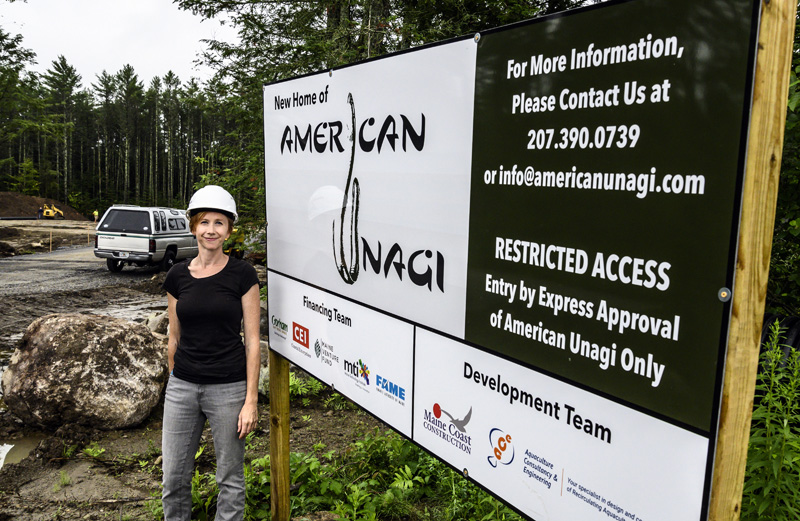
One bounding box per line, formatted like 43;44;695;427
161;185;260;521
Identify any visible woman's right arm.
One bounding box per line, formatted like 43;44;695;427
167;293;180;373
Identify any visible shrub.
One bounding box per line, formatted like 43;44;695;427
741;319;800;520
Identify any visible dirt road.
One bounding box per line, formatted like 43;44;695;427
0;219;95;257
0;245;167;366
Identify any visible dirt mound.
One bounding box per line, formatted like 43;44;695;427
0;192;88;220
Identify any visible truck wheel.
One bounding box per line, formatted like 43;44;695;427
107;259;124;272
161;250;176;272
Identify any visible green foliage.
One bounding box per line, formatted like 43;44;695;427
767;8;800;316
324;391;359;411
53;470;72;492
61;443;78;459
289;371;325;406
742;320;800;520
176;428;521;521
82;442;106;459
191;469;220;521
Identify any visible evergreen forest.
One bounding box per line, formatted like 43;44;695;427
0;0;798;315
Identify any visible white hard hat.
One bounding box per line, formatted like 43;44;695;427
187;185;238;222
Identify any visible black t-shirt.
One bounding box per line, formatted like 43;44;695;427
162;256;259;384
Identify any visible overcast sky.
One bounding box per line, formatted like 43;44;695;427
0;0;237;87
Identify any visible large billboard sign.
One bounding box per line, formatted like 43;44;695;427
264;0;760;519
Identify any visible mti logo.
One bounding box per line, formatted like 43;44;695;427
293;322;309;348
343;358;370;386
359;360;370;385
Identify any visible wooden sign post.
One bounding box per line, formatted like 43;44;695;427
709;1;797;519
269;349;291;521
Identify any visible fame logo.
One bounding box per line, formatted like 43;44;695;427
376;374;406;403
487;428;514;468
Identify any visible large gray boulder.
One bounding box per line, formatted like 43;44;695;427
1;313;167;430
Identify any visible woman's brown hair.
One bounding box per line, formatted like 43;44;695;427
188;211;233;234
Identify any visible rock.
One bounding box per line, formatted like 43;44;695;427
145;311;169;335
1;314;167;430
259;300;270;336
258;366;270;398
260;339;270;368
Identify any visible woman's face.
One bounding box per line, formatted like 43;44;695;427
194;211;231;252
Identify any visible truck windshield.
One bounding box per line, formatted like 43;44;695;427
99;210;150;233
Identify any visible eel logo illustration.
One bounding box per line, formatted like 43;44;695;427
332;93;361;285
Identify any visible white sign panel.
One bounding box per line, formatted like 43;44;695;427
268;272;414;436
413;328;708;521
264;39;477;338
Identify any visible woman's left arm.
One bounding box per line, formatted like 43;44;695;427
238;283;261;439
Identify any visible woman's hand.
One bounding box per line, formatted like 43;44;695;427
238;401;258;439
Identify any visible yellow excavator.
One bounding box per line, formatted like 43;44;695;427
42;203;64;219
223;226;245;258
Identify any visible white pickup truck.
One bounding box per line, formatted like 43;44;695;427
94;205;198;272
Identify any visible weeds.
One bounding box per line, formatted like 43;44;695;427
82;442;106;459
742;319;800;520
163;428;521;521
288;372;324;407
53;470;71;492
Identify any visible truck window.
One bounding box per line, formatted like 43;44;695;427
168;219;177;231
160;211;166;230
153;211;160;232
99;210;150;233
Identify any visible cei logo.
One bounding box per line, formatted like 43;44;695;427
293;322;309;348
487;428;514;468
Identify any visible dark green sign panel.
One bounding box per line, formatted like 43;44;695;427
465;0;758;432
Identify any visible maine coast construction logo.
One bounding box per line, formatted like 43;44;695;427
422;403;473;454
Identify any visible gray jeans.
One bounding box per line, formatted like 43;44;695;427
162;376;247;521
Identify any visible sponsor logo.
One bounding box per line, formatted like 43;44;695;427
422;403;472;454
343;358;370;389
314;339;339;367
318;94;445;293
271;315;288;339
376;374;406;405
487;428;514;468
293;322;309;348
